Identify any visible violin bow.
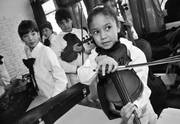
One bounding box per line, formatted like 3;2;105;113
117;55;180;71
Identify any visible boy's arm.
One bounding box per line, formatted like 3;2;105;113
77;49;98;85
58;58;78;73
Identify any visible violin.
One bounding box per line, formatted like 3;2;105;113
117;0;136;45
61;33;83;62
96;40;180;122
96;42;142;123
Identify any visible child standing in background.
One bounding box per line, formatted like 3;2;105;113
54;8;98;105
54;8;90;86
39;21;57;47
77;6;157;124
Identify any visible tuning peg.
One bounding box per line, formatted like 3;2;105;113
124;6;128;10
122;3;128;10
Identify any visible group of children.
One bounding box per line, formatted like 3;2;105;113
15;0;158;123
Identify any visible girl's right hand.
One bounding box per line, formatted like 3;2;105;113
95;55;118;76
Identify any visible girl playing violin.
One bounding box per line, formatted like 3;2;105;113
77;6;157;124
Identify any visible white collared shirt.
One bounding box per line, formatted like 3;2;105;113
25;42;68;98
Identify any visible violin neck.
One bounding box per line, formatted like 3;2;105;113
112;72;141;124
133;111;141;124
112;72;132;104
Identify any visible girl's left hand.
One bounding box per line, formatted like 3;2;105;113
120;102;142;124
95;55;118;76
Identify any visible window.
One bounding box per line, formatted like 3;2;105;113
42;0;61;33
42;0;88;33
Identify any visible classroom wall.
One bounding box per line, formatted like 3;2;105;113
0;0;35;78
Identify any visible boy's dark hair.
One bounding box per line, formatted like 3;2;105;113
87;6;119;29
18;20;38;38
39;21;53;32
102;0;113;4
55;8;72;23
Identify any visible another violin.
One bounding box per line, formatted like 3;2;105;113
117;0;136;45
61;33;83;62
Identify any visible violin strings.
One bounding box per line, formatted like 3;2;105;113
113;72;131;104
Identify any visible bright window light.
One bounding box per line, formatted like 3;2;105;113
80;1;88;19
42;0;61;33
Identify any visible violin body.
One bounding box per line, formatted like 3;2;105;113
97;42;143;122
61;33;82;62
103;69;143;104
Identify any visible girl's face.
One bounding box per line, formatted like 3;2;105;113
42;27;53;38
89;14;120;49
21;30;40;50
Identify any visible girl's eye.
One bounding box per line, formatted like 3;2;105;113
105;25;111;31
92;30;99;35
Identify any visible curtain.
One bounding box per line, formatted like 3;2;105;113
30;0;47;29
83;0;102;15
55;0;81;7
129;0;165;36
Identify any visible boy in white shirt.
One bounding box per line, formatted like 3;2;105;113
18;20;68;110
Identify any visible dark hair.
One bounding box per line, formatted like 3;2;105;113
18;20;38;38
55;8;72;23
87;6;119;30
39;21;53;32
102;0;114;4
